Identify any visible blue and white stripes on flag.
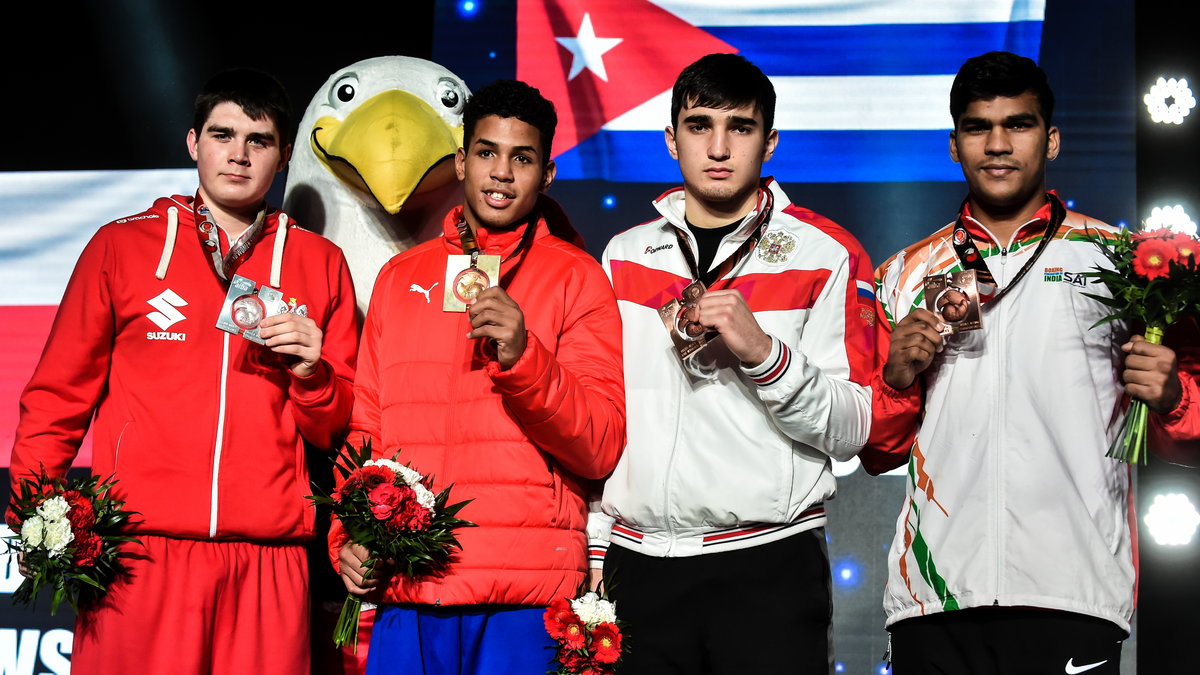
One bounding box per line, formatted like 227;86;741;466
552;0;1046;183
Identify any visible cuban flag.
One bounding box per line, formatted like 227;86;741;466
508;0;1045;182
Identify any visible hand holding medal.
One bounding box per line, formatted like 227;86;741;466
257;312;324;377
883;308;945;390
690;288;773;367
467;286;527;369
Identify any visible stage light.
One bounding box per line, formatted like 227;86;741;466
877;663;891;675
832;558;861;589
1144;204;1198;236
602;194;617;209
1143;493;1200;546
1144;77;1195;125
834;662;845;673
457;0;479;19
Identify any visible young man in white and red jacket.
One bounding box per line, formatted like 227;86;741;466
592;53;881;673
334;79;625;675
8;69;358;674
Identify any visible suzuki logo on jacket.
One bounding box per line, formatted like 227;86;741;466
146;289;188;340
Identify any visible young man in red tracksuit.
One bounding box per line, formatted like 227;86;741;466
334;79;625;674
8;69;357;674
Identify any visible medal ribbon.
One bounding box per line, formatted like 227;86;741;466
455;220;482;268
194;195;267;282
950;192;1065;306
671;182;775;290
454;214;540;273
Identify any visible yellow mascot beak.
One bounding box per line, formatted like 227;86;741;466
311;89;463;214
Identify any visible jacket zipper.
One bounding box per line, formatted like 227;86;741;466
661;230;699;555
209;331;231;538
992;240;1011;605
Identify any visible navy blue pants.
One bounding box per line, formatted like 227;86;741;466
365;604;557;675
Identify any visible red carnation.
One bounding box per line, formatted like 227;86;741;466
368;483;405;520
72;532;103;567
588;622;622;664
65;493;96;533
1132;235;1176;280
389;495;432;531
557;650;588;672
544;597;575;639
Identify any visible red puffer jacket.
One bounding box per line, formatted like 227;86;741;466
330;199;625;606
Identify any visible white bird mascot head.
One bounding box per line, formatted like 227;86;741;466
284;56;470;314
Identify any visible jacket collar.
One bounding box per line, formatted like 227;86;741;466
440;203;553;258
652;177;786;245
960;192;1056;246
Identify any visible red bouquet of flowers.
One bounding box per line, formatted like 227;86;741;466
309;441;473;649
5;471;138;615
1087;227;1200;462
544;588;625;674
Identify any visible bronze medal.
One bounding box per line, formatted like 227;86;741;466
453;266;490;305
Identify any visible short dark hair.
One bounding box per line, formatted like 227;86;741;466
670;53;776;131
193;68;294;146
462;79;557;162
949;51;1055;128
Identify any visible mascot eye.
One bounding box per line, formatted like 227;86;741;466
436;78;467;115
330;74;359;106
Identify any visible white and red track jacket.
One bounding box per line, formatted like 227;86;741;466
592;178;880;559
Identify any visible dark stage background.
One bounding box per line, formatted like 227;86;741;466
4;1;1194;673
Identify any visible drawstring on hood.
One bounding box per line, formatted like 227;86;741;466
155;207;180;280
270;214;289;288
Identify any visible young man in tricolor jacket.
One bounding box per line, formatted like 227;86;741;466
8;69;358;674
862;50;1175;673
591;53;881;673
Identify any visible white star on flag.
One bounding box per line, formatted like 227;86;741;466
555;13;622;81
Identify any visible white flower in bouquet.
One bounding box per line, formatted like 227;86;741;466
42;518;74;557
413;484;436;510
20;515;45;548
36;496;70;522
571;591;617;626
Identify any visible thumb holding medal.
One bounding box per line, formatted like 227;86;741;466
257;312;324;377
883;308;945;390
693;288;773;367
467;286;527;370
